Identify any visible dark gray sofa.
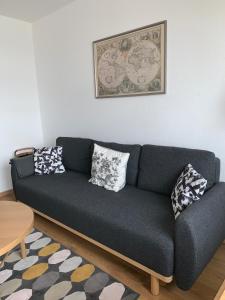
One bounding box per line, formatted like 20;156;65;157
11;137;225;295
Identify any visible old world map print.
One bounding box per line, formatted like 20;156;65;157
93;21;166;98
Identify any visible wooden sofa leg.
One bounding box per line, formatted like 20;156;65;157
151;275;160;296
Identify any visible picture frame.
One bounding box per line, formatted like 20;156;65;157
93;20;167;98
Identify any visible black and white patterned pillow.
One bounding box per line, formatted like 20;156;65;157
171;164;207;219
34;146;65;175
89;144;130;192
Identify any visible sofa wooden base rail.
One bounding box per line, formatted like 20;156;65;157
27;205;173;296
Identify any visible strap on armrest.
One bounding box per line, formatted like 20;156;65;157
175;182;225;290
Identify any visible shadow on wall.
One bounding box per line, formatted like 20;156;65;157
3;160;12;192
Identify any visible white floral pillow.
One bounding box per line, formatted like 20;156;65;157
89;144;130;192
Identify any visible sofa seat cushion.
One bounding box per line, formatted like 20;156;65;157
15;172;175;276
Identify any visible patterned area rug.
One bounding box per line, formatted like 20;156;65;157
0;229;139;300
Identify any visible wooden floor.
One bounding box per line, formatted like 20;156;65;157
1;193;225;299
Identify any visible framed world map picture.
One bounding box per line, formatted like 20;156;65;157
93;21;167;98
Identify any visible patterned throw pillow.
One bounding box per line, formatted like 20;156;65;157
171;164;207;219
89;143;130;192
34;146;65;175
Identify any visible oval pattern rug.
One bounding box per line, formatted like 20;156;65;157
0;229;139;300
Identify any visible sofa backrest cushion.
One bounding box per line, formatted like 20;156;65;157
138;145;218;195
56;137;93;174
94;141;141;186
56;137;141;185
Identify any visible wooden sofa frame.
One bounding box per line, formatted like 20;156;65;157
27;205;173;296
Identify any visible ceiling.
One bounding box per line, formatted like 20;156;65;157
0;0;75;22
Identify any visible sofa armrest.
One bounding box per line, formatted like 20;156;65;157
10;155;34;185
175;182;225;290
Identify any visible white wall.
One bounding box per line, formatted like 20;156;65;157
33;0;225;180
0;15;43;192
